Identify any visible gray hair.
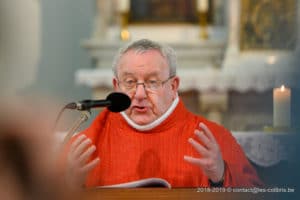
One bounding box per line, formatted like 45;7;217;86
112;39;177;77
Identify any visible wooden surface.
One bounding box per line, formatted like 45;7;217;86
81;188;286;200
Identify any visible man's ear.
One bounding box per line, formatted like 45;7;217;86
171;76;180;93
113;78;118;91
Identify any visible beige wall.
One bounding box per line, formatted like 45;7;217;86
0;0;40;95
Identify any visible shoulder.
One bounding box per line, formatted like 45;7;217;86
178;101;235;142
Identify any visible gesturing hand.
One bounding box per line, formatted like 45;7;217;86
184;122;224;183
66;134;100;189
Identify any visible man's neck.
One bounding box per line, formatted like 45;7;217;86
121;95;179;132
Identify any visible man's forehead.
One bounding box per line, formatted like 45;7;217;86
119;49;167;66
119;71;162;78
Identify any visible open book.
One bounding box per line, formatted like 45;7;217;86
100;178;171;188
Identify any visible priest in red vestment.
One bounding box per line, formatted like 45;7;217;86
64;39;263;189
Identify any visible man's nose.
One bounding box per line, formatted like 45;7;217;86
134;83;147;99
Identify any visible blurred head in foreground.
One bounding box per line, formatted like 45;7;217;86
0;99;78;200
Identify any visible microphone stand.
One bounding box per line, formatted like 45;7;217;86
62;110;91;146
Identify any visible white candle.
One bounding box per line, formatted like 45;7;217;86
117;0;130;12
197;0;208;12
273;85;291;127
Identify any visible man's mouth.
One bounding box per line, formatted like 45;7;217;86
132;106;148;113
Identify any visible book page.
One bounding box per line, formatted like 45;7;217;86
99;178;171;188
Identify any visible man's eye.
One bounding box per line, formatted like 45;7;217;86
125;80;136;85
147;80;158;84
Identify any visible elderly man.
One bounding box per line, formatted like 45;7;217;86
64;39;262;188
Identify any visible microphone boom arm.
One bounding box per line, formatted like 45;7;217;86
62;110;91;146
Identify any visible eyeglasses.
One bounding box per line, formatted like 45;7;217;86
117;76;175;93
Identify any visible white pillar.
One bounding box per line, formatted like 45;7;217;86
222;0;240;71
226;0;240;56
93;0;109;38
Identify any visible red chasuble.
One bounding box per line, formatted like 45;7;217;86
71;99;262;188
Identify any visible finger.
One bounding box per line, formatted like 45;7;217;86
184;155;205;167
188;138;209;157
70;134;86;152
184;155;212;169
80;157;100;174
78;145;97;164
194;130;213;150
199;123;217;144
185;155;224;184
73;138;92;158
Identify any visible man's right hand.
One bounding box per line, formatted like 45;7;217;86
66;134;100;189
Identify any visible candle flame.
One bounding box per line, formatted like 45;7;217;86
280;85;285;91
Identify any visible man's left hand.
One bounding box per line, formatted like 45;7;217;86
184;122;225;183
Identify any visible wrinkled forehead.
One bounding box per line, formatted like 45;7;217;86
123;48;165;60
117;49;170;78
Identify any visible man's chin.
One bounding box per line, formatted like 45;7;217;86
125;111;153;125
133;120;152;126
131;117;154;126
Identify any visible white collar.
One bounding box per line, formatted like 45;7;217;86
121;95;179;132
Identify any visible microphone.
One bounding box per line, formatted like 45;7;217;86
65;92;131;112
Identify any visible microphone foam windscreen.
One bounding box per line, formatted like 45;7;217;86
106;92;131;112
